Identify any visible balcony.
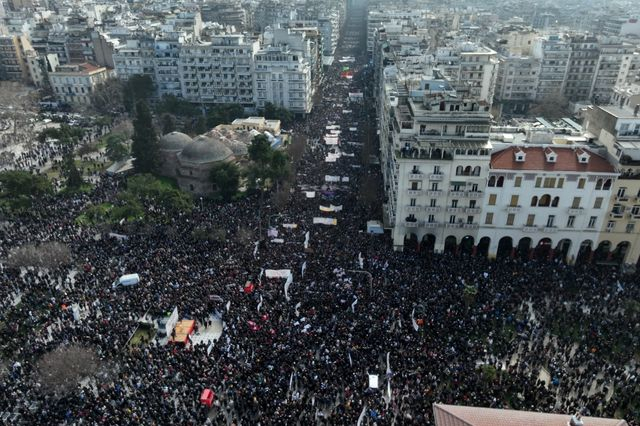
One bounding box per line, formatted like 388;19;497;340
423;222;439;228
542;226;558;233
467;191;483;198
610;212;624;218
449;190;466;197
429;173;444;181
404;220;420;228
407;189;422;196
424;206;442;213
463;223;479;229
445;223;462;229
409;173;424;180
522;226;538;232
446;207;464;213
567;207;584;215
426;190;443;197
507;206;521;213
465;207;482;214
406;206;422;213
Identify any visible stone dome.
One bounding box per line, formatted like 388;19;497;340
159;132;192;151
220;138;249;156
180;135;234;164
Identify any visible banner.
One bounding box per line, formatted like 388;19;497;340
267;228;278;238
319;205;343;212
313;217;337;225
368;375;379;389
265;269;291;279
325;175;340;182
270;238;284;244
253;241;259;258
304;231;310;249
282;223;298;229
358;252;364;269
351;297;358;313
301;261;307;278
305;191;316;198
324;137;339;146
341;176;350;182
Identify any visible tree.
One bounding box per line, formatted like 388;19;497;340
34;345;102;397
528;93;571;119
123;75;154;113
131;101;159;174
0;170;53;197
269;150;291;183
209;162;240;201
193;115;208;135
206;103;245;128
248;135;273;166
5;241;71;269
90;78;125;114
263;102;294;127
161;113;176;134
156;94;199;117
105;134;129;162
62;154;84;189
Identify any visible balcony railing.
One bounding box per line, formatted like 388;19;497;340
404;220;420;228
423;222;439;228
543;226;558;233
463;223;479;229
507;206;521;213
429;173;444;181
568;207;584;215
405;206;423;213
465;207;482;214
407;189;422;196
445;223;462;229
409;173;424;180
424;206;442;213
426;190;443;197
449;190;466;197
522;226;538;232
446;207;464;213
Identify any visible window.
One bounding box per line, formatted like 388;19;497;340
596;179;603;190
594;197;603;209
557;178;564;188
526;214;535;226
603;179;612;190
538;194;551;207
531;196;538;206
510;195;519;207
431;183;439;191
488;194;497;205
551;197;560;207
433;165;440;174
567;216;575;228
430;199;437;207
449;215;456;224
617;187;627;198
428;214;435;223
543;177;556;188
578;178;586;189
497;176;504;187
571;197;581;209
410;181;419;190
506;214;515;226
451;200;458;208
473;166;481;176
471;184;479;192
485;213;494;224
466;216;473;224
626;223;635;233
632;205;640;216
546;215;555;227
456;165;463;175
410;198;416;206
514;176;522;187
588;216;597;228
612;204;624;215
535;177;542;188
469;200;476;208
607;221;615;231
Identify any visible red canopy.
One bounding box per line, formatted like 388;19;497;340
200;389;215;407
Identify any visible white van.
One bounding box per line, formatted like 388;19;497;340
112;273;140;289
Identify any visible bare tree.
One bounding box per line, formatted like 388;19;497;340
4;242;71;269
286;135;307;166
271;181;291;211
34;345;102;396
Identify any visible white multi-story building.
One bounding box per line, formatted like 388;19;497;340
50;62;114;105
456;44;499;106
178;34;257;106
478;146;617;263
154;31;188;98
113;36;156;81
532;35;571;101
590;38;635;104
253;45;312;114
494;55;540;114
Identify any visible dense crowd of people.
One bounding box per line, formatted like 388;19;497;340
0;4;638;425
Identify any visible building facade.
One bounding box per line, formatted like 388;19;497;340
49;63;113;105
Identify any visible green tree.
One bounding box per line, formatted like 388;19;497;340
263;102;294;127
62;154;84;189
156;94;199;117
206;103;244;128
193;116;208;135
209;162;240;201
105;134;129;162
269;150;290;183
0;171;53;214
161;113;176;135
248;134;273;166
131;101;159;174
123;75;154;113
90;78;125;114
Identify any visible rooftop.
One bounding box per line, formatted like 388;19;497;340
491;146;616;173
433;404;628;426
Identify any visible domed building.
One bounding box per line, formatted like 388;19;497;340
175;135;235;195
158;132;192;178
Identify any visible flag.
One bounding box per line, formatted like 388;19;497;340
226;301;231;313
357;404;367;426
294;301;301;317
348;352;353;366
411;308;419;331
253;241;259;258
257;295;263;312
258;268;264;283
358;252;364;269
304;231;310;249
267;228;278;238
284;273;293;301
351;297;358;313
301;261;307;278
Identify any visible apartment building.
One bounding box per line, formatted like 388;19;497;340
178;34;257;106
112;35;156;81
494;55;540;114
253;45;312;114
479;146;617;263
0;34;28;81
590;38;635;104
154;32;187;98
50;62;113;105
532;35;571;101
564;35;599;102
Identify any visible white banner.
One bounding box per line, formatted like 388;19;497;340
301;261;307;278
284;273;293;301
313;217;337;225
324;175;340;182
265;269;291;279
304;231;310;249
358;252;364;269
270;238;285;244
325;125;340;130
324;137;339;146
319;205;343;212
282;223;298;229
349;127;357;132
253;241;259;258
257;295;263;312
305;191;316;198
341;177;350;182
368;374;379;389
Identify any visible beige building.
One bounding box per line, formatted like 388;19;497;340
50;62;113;105
0;34;28;82
231;117;281;134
